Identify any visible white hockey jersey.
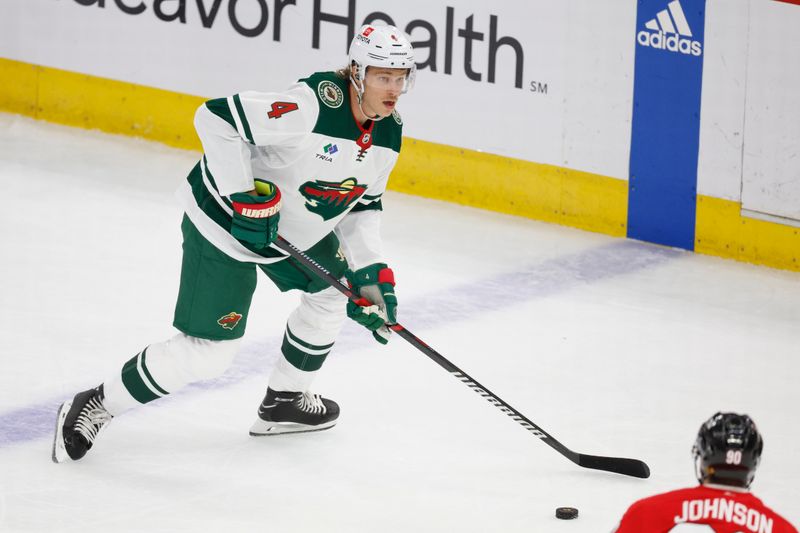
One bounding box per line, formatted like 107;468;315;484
176;71;404;268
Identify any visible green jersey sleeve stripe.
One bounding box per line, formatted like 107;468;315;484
361;193;382;201
201;157;233;210
351;200;383;213
205;98;237;130
232;94;255;144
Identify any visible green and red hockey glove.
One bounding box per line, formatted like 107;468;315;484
346;263;397;345
229;184;281;249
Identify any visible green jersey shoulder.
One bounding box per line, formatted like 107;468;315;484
299;71;403;153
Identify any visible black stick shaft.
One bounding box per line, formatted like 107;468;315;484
272;236;650;479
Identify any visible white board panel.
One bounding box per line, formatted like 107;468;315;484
740;0;800;222
0;0;637;180
696;0;749;201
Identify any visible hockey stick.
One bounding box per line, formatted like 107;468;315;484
272;236;650;479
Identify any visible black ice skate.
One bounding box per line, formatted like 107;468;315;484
249;388;339;436
52;385;112;463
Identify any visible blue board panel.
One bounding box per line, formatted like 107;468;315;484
628;0;706;250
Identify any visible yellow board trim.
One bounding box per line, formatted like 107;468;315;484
392;139;628;236
696;195;800;272
0;58;204;150
2;58;798;272
0;57;629;236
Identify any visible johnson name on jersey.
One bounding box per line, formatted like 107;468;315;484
613;485;798;533
176;71;403;264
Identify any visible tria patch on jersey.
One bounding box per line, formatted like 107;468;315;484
318;80;344;109
217;312;243;330
300;178;367;220
391;109;402;125
315;143;339;162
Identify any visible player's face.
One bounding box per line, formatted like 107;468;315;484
361;67;408;118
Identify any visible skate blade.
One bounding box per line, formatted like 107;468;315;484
51;400;72;463
248;418;337;437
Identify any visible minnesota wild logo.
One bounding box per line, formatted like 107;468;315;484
300;178;367;220
318;80;344;109
217;312;243;330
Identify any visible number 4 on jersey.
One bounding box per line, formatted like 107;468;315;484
268;101;299;119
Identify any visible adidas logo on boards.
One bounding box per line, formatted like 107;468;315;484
637;0;702;56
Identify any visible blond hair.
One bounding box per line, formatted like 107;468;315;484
335;65;351;80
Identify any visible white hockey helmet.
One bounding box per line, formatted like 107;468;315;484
349;24;416;102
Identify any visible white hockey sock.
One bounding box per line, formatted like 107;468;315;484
103;333;241;416
268;355;320;393
267;286;346;392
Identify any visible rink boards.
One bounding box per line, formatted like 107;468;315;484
0;0;798;271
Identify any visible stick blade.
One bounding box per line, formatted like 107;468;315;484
577;454;651;478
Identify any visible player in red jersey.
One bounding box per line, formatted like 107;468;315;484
613;412;797;533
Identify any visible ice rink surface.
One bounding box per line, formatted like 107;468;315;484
0;113;798;531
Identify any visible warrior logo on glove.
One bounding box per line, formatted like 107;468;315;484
230;181;282;249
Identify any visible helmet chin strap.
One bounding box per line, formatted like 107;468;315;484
351;77;386;122
355;90;386;122
358;101;385;122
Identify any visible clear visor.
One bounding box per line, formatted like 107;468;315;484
363;67;415;94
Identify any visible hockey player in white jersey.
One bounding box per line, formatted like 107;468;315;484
52;24;416;463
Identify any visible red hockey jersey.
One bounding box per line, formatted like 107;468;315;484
613;484;797;532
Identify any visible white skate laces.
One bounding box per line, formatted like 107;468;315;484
297;391;327;415
74;397;112;444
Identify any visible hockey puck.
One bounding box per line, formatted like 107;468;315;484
555;507;579;520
